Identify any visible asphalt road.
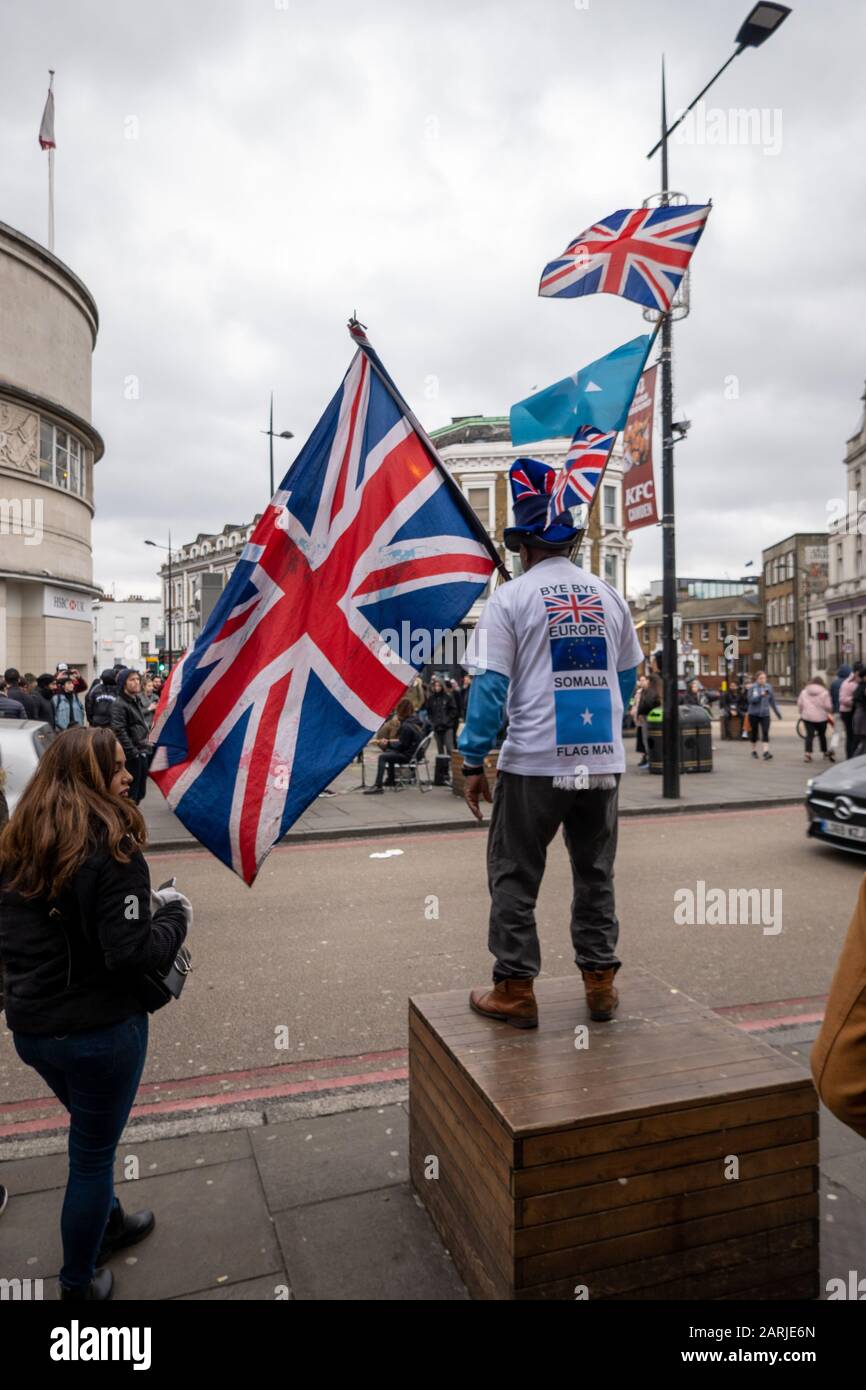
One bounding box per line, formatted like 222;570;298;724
2;803;864;1104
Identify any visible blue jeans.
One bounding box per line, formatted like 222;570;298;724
14;1013;148;1290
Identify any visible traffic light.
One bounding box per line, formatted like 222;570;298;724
158;662;166;673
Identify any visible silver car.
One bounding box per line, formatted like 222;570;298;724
0;720;54;815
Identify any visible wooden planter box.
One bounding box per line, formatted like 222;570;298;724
409;970;818;1300
451;748;500;798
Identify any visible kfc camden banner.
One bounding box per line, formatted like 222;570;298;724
622;364;659;531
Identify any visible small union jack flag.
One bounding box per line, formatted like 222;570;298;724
547;426;617;526
543;589;607;630
149;327;498;883
539;204;711;312
511;457;554;500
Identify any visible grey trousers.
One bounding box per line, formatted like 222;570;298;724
487;770;621;981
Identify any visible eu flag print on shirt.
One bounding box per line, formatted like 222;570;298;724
544;583;613;752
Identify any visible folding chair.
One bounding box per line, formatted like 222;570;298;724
394;730;435;793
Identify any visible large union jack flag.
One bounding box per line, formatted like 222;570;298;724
538;204;711;312
149;328;498;883
547;426;617;526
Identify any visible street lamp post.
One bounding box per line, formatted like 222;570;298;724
144;534;174;671
262;393;294;498
646;3;791;798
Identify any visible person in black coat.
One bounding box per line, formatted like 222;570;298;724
110;669;152;803
364;697;424;792
425;677;459;786
86;668;119;727
0;726;189;1301
4;668;35;718
31;673;58;727
0;681;26;719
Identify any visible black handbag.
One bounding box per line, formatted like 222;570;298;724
138;943;192;1013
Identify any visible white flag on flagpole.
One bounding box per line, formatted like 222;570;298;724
39;85;55;149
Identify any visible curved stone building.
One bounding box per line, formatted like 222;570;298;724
0;220;103;677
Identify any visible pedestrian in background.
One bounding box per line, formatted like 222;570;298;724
830;662;851;716
86;669;118;728
746;671;782;761
797;675;833;762
140;675;159;730
4;669;35;718
53;677;86;731
424;676;458;786
110;670;152;803
32;674;57;727
0;726;190;1301
719;678;742;740
0;681;26;720
852;669;866;757
364;698;424;793
839;664;861;759
635;673;661;769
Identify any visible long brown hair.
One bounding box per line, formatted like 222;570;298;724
0;726;146;900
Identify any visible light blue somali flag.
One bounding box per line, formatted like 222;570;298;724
510;335;652;446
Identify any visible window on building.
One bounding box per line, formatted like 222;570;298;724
683;624;692;642
700;654;710;675
737;619;749;638
604;553;617;588
718;622;727;640
141;641;149;656
141;617;149;631
700;624;708;641
603;485;617;526
787;593;794;623
466;486;492;530
39;421;87;497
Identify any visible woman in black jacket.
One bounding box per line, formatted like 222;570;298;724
0;726;189;1301
423;677;458;785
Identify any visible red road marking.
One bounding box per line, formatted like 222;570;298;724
0;1065;409;1139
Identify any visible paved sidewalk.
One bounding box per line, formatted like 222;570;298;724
143;719;819;849
1;1032;864;1301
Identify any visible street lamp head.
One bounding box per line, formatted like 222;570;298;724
735;3;791;50
278;430;294;440
144;539;156;547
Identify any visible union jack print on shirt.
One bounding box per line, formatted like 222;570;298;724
547;426;617;526
543;589;607;630
538;204;711;312
149;334;497;883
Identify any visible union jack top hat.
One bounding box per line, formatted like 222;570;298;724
503;457;584;554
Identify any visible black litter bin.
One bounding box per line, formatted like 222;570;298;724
679;704;713;772
644;704;713;774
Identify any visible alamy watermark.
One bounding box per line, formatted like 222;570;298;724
674;880;782;936
376;623;484;669
0;497;43;545
672;100;782;157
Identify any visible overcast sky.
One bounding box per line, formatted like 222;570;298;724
2;0;863;599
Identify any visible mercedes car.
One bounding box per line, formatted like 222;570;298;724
806;755;866;854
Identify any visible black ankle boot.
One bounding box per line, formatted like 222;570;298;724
60;1267;113;1301
97;1203;155;1263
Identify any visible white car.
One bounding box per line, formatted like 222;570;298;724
0;720;54;816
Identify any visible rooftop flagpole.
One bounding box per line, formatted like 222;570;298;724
39;70;56;252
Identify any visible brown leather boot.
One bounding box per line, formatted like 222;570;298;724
469;978;538;1029
581;967;619;1022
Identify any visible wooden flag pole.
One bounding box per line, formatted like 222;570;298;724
347;317;511;583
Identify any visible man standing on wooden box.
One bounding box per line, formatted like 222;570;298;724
458;457;641;1029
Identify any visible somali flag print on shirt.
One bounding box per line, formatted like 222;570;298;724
554;687;614;745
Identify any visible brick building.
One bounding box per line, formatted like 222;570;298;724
632;579;763;691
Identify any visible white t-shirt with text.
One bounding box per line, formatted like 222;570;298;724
463;556;643;776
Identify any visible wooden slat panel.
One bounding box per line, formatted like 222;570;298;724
516;1193;819;1288
513;1166;815;1258
515;1221;816;1300
410;1056;514;1226
518;1136;819;1223
609;1248;819;1301
411;1028;512;1189
410;1109;511;1300
514;1113;817;1199
520;1085;816;1166
409;1009;513;1159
